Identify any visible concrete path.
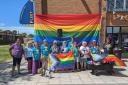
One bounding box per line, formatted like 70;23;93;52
0;58;128;85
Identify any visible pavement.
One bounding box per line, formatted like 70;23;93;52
0;58;128;85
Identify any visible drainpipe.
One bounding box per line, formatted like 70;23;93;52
113;0;117;12
124;0;126;11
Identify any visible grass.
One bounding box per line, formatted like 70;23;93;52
0;45;12;63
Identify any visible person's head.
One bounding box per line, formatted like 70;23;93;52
82;41;87;47
53;40;57;46
27;41;33;48
92;40;97;46
63;41;67;46
43;39;47;45
16;38;21;45
34;42;39;49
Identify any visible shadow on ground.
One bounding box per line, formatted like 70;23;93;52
90;67;128;77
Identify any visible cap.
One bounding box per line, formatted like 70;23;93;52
53;40;57;43
82;41;87;44
93;40;96;42
43;39;47;42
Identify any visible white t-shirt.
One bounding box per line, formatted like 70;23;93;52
79;46;90;55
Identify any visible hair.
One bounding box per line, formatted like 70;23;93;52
82;41;87;44
26;41;32;47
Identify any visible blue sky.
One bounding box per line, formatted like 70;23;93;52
0;0;34;34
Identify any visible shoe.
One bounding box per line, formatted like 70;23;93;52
18;72;21;74
11;74;15;77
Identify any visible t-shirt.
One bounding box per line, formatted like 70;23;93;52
71;47;79;58
79;46;90;55
68;41;73;48
32;47;40;60
40;44;50;57
91;46;99;54
50;46;59;54
61;46;69;53
10;43;24;58
24;47;33;58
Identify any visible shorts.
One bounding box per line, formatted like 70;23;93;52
13;57;22;66
80;56;87;62
75;57;80;62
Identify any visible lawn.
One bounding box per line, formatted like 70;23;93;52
0;45;12;63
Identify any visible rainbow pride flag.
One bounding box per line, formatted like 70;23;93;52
54;52;75;70
102;54;126;67
34;14;101;43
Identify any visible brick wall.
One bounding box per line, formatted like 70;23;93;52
35;0;100;14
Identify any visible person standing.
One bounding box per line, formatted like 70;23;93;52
79;41;90;70
9;38;24;76
90;40;100;54
70;42;80;71
24;41;33;73
49;40;60;72
40;40;50;76
32;42;41;75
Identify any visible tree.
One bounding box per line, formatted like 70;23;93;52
21;33;27;37
28;34;34;38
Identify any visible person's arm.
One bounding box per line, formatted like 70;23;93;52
23;47;27;60
9;44;14;57
21;45;26;59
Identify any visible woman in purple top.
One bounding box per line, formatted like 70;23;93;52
9;38;24;76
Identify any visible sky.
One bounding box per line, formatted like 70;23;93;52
0;0;34;34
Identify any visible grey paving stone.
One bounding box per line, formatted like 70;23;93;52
0;58;128;85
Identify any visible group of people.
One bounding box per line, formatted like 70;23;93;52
9;37;112;77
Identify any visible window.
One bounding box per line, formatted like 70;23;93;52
121;27;128;33
107;27;112;33
116;0;124;11
107;0;128;11
113;27;120;33
126;0;128;10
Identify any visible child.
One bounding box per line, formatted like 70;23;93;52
24;41;33;73
32;42;41;75
70;42;80;71
40;40;50;76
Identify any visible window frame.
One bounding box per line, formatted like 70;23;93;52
107;0;128;12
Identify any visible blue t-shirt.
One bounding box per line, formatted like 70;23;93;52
71;47;79;58
91;47;99;54
40;44;50;57
68;41;73;48
32;47;40;60
24;47;33;58
50;46;59;54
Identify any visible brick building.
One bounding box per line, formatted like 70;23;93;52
35;0;128;48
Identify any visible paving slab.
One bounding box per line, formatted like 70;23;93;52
0;58;128;85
